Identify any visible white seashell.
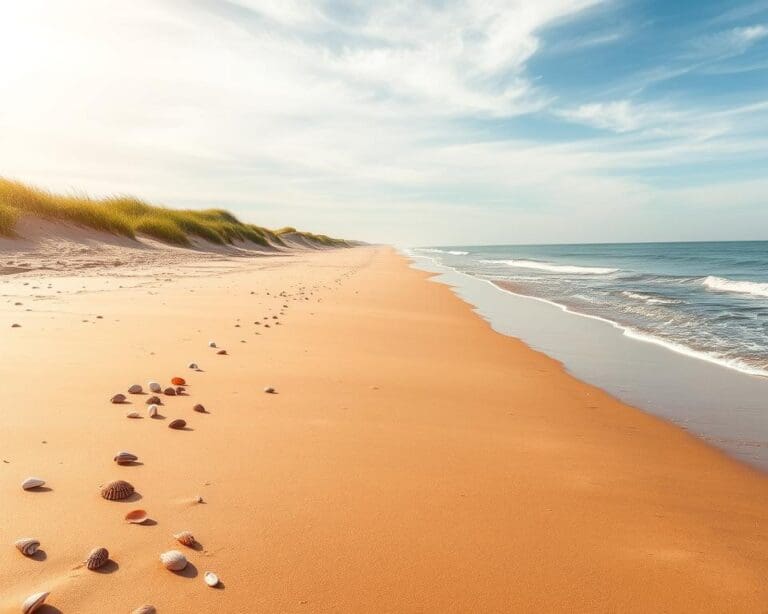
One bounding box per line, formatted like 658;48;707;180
160;549;188;571
148;381;162;393
208;340;217;348
131;606;156;614
128;384;143;394
126;411;141;419
188;362;198;369
147;404;158;417
204;571;220;587
21;477;45;490
114;451;138;465
15;538;40;556
264;386;276;394
21;591;49;614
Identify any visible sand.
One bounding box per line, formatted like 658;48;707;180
1;243;768;613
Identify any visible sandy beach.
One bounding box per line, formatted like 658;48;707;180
2;244;768;613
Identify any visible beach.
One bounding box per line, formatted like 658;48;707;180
2;244;768;613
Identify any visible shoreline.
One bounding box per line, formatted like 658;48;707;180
406;249;768;470
2;246;768;612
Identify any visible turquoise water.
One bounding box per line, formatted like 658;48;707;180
412;242;768;378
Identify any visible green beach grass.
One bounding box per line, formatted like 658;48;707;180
0;178;347;248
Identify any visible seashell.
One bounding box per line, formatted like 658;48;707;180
111;393;127;404
128;384;143;394
84;546;109;570
208;340;217;348
160;549;188;571
148;381;161;393
101;479;134;501
176;386;185;395
188;362;198;370
15;538;40;556
216;349;227;355
145;395;161;405
21;591;49;614
125;509;149;524
171;376;186;386
114;451;138;465
126;411;141;419
264;386;276;394
147;404;158;417
193;403;206;413
168;419;186;430
131;606;156;614
204;571;220;587
173;531;196;547
163;387;176;396
21;477;45;490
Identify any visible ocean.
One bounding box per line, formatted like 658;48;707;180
412;241;768;379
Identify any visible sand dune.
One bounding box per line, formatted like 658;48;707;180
1;246;767;613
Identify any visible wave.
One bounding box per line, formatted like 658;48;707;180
620;291;681;305
487;281;768;378
480;259;618;275
414;248;469;256
703;276;768;298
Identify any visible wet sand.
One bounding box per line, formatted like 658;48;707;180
1;246;768;613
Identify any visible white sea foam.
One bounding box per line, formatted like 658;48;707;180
703;276;768;298
481;259;617;275
621;291;680;305
414;248;469;256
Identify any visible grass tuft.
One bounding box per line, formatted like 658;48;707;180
0;177;349;248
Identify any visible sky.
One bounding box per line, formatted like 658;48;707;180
0;0;767;246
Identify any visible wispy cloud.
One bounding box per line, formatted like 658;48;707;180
0;0;766;245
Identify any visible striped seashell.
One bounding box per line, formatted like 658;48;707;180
148;381;162;393
114;451;138;465
111;393;127;404
163;387;176;396
264;386;276;394
204;571;220;587
147;404;158;417
188;362;198;369
21;591;49;614
193;403;206;413
84;546;109;570
216;349;227;355
15;538;40;556
208;340;217;348
168;419;186;430
145;395;161;405
131;606;156;614
21;477;45;490
125;509;149;524
173;531;196;547
171;376;186;386
126;411;141;419
128;384;143;394
160;549;188;571
101;479;134;501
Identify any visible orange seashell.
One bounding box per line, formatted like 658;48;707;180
171;377;186;386
125;509;149;524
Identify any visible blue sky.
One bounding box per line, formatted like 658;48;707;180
0;0;767;245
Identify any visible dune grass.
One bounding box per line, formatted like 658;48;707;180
0;178;348;248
